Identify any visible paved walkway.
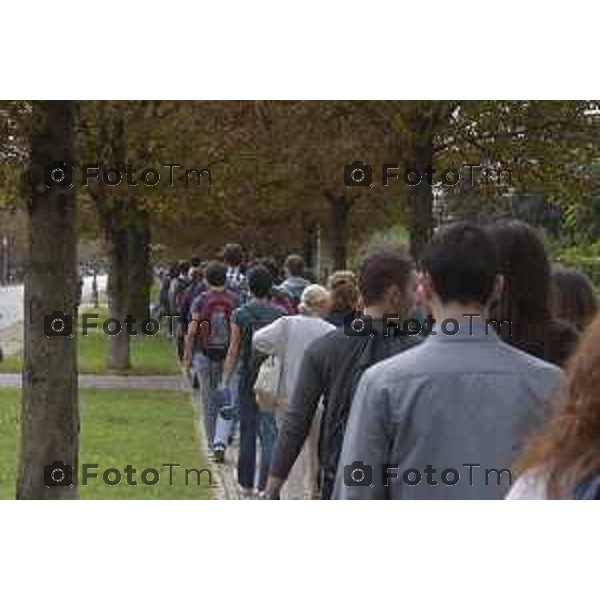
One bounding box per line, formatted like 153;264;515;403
189;385;241;500
0;373;184;390
0;277;108;359
0;323;22;357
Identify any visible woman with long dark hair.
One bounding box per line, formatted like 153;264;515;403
507;312;600;499
487;220;578;366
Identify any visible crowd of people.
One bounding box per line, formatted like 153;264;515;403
156;221;600;500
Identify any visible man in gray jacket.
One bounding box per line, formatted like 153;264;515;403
333;223;563;500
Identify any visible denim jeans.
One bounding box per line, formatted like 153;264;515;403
213;368;240;448
257;411;278;490
237;369;278;491
192;352;223;451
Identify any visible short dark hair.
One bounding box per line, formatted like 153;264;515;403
190;256;201;268
179;261;191;276
204;261;227;287
421;223;498;305
359;246;414;306
285;254;305;277
223;243;243;267
247;265;273;298
258;256;280;281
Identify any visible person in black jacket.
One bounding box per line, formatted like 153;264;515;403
264;246;421;499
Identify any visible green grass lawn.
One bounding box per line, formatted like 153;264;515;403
150;281;161;305
0;389;214;499
0;308;180;376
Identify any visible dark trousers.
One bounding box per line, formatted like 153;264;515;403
320;473;334;500
176;321;186;361
237;370;277;491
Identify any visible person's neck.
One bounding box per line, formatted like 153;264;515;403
431;302;487;324
210;285;225;292
364;305;392;319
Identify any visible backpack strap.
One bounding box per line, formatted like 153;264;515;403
198;292;233;336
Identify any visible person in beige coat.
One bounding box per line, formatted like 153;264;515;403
253;284;334;499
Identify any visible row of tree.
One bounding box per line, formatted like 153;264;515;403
1;100;599;498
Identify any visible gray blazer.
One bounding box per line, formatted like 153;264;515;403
332;321;563;499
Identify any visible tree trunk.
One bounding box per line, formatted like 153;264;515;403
17;101;79;500
106;225;131;370
127;205;151;322
300;215;317;279
406;136;434;261
326;194;353;270
90;111;132;371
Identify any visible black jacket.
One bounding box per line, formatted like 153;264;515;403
269;320;421;498
499;318;578;367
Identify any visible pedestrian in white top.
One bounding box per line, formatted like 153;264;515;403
507;312;600;500
253;284;335;499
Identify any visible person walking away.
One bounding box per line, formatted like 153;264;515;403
169;261;191;360
183;261;236;459
222;266;286;498
264;247;420;499
159;263;178;326
333;223;563;500
180;266;207;387
550;265;598;334
179;266;206;331
223;243;247;297
487;220;579;366
260;256;297;315
507;311;600;499
253;285;334;499
325;270;361;327
277;254;310;310
91;270;99;308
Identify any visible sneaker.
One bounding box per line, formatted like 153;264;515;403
213;444;225;464
239;486;255;500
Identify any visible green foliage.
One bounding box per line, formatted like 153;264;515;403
349;224;411;270
557;241;600;288
5;100;600;259
443;101;600;225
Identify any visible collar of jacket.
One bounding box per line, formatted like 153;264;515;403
425;318;500;342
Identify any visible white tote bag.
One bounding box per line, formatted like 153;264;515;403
253;318;288;412
254;354;285;412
